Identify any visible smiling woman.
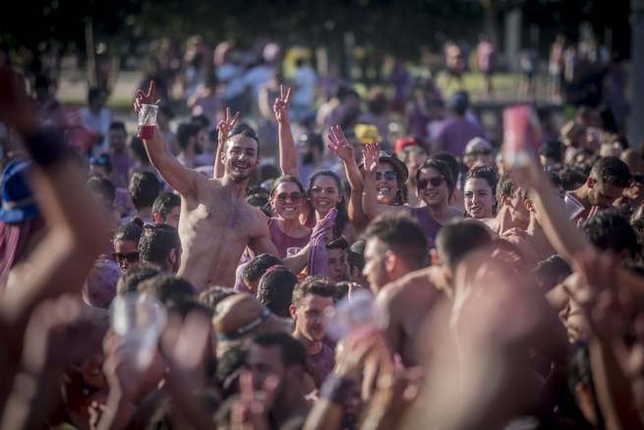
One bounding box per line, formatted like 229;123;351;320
464;165;498;220
305;170;349;239
268;175;312;259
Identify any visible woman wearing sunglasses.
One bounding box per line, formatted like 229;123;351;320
363;147;462;247
267;175;312;259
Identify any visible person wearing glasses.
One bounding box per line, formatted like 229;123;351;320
112;219;143;271
362;145;462;248
267;175;311;259
134;82;308;290
462;137;494;170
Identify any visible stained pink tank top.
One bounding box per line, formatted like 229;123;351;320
269;218;311;259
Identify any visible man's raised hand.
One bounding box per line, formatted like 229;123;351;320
217;107;241;147
133;81;156;113
273;85;291;124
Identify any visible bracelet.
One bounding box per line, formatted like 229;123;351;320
319;373;356;405
23;129;70;167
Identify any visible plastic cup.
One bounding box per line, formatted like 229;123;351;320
110;293;167;369
136;104;158;139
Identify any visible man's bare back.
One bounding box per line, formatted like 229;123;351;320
376;266;452;366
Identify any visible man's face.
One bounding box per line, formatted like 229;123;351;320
362;238;389;292
504;188;530;228
327;248;347;282
294;294;334;342
588;179;625;208
109;129;127;153
246;344;286;392
375;161;399;206
156;206;181;229
417;167;449;208
222;137;259;182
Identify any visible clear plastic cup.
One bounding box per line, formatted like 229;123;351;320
326;289;377;341
110;293;167;369
136;104;158;139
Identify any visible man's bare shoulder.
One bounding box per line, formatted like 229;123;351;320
378;266;449;306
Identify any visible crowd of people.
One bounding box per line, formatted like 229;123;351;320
0;29;640;430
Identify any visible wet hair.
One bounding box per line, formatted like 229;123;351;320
190;114;211;130
246;194;271;216
417;158;456;198
292;277;336;308
361;213;428;269
300;133;324;155
109;121;127;134
138;224;181;270
137;274;195;304
347;239;366;271
538;140;564;163
431;151;461;186
631;218;644;253
243;254;282;285
327;236;349;250
227;124;260;153
497;172;520;200
152;192;180;221
589;156;632;188
533;254;572;292
199;286;237;312
251;332;308;369
436;219;493;270
129;137;151;165
559;167;587;191
270;175;305;198
113;218;144;244
466;165;498;192
582;208;639;258
87;175;116;203
176;122;201;150
116;262;162;296
129;171;161;210
257;267;298;318
308;170;349;238
216;343;247;397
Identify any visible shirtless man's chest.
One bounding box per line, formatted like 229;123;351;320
177;180;266;289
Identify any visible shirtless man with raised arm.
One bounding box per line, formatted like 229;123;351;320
134;82;306;289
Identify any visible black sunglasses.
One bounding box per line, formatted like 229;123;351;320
375;171;397;181
276;192;302;202
112;251;139;263
417;176;445;189
633;174;644;185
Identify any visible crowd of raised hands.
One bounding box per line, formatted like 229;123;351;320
4;56;644;430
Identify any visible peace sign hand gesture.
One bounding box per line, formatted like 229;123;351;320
327;125;355;163
273;85;291;124
133;81;156;113
217;107;241;147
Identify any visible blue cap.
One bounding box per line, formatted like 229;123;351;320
0;159;39;224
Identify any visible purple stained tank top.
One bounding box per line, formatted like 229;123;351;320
269;218;311;259
409;207;442;249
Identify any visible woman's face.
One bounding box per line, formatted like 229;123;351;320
417;167;449;208
113;239;139;271
309;175;341;215
376;161;399;206
272;181;304;221
464;178;495;219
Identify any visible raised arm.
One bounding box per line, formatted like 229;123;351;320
213;107;240;179
327;125;368;227
134;82;199;196
274;85;298;177
0;68;111;327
